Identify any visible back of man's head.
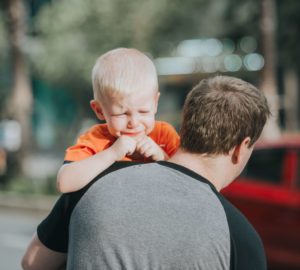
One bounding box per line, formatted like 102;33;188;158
180;75;270;155
92;48;158;100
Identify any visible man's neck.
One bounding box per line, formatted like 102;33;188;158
168;148;233;191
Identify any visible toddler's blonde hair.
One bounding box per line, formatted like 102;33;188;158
92;48;158;100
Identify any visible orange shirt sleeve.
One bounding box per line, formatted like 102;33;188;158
64;124;115;162
149;121;180;157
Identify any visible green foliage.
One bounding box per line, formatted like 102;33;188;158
29;0;165;87
28;0;233;89
277;0;300;69
2;0;300;116
0;11;10;113
0;12;7;59
222;0;261;40
146;0;226;55
1;0;299;91
1;174;59;195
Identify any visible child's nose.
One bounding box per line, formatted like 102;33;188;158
128;114;139;128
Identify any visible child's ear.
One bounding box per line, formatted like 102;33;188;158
154;92;160;113
156;92;161;103
90;100;105;120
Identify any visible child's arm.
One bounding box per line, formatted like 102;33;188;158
135;135;169;161
57;136;137;193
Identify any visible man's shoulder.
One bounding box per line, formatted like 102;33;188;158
69;161;218;217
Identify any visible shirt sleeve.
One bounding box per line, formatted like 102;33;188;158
37;190;85;253
64;125;113;162
157;122;180;157
37;195;71;253
64;136;97;162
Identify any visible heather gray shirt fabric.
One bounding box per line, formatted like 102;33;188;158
67;163;230;270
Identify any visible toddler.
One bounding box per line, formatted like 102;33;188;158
57;48;180;193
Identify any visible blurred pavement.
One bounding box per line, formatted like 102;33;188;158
0;194;58;270
0;192;58;213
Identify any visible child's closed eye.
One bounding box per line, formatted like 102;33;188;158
112;113;126;117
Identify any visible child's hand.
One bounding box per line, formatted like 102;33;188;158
135;135;167;161
111;135;137;160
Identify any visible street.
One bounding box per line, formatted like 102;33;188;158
0;207;46;270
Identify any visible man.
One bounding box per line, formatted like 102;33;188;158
22;75;270;270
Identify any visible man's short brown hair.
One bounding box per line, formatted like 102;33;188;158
180;75;270;154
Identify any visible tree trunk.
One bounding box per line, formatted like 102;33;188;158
260;0;281;139
284;69;299;131
5;0;33;173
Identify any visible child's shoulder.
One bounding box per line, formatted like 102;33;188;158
151;121;179;138
154;121;176;130
78;123;113;140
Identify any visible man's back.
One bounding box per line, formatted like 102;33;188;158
65;162;265;269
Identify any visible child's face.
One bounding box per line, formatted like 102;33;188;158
92;90;160;138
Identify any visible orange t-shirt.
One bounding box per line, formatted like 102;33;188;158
64;121;180;162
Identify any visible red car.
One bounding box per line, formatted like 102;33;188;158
222;135;300;270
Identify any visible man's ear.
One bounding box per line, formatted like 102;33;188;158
231;137;251;164
90;100;105;120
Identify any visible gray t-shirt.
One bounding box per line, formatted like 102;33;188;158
37;161;267;270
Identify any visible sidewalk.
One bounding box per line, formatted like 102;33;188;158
0;192;58;213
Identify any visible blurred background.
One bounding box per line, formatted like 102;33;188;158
0;0;299;269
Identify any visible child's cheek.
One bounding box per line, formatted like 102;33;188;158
110;118;127;132
144;115;156;133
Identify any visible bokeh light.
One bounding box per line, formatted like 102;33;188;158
243;53;264;71
224;54;243;72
